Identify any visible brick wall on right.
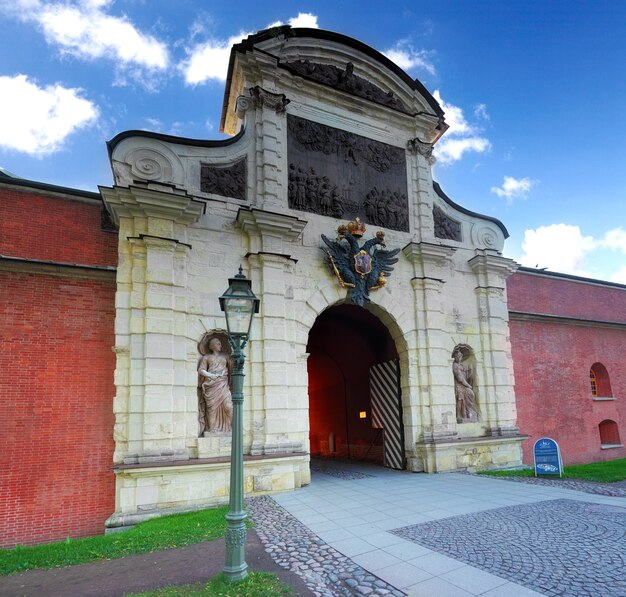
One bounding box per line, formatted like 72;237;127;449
507;270;626;464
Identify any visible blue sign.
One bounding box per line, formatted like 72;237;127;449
533;438;563;477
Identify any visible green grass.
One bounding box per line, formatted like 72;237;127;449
478;457;626;483
0;506;229;576
128;572;294;597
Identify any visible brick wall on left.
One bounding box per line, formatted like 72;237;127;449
0;184;117;548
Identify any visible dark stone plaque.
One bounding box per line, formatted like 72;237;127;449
283;60;409;114
433;205;462;241
287;115;409;232
200;159;246;201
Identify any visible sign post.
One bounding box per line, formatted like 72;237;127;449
533;438;563;477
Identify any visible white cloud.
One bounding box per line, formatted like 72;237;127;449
601;227;626;253
0;74;99;155
514;223;626;282
432;90;491;164
435;137;491;165
474;103;489;120
3;0;169;79
383;40;436;76
491;176;536;202
181;32;246;84
518;224;596;275
181;13;319;85
284;12;319;28
609;266;626;285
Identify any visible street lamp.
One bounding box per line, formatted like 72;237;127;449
219;266;260;582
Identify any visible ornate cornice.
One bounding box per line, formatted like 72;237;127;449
249;86;290;114
407;137;435;163
468;249;519;287
100;185;205;226
236;207;307;242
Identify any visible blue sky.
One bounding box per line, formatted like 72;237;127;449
1;0;625;283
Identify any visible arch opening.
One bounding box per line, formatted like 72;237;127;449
307;303;405;469
590;363;613;398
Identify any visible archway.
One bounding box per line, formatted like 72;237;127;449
307;304;405;469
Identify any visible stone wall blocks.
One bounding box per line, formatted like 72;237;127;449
264;370;288;386
320;283;342;306
144;369;174;386
145;318;174;336
143;394;174;413
145;293;174;310
305;289;329;317
130;292;147;310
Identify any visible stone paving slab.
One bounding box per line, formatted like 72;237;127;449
392;498;626;597
248;495;406;597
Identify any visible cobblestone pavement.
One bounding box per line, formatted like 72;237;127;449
310;463;376;480
248;496;405;597
471;473;626;497
392;498;626;597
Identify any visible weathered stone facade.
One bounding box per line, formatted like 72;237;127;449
100;27;524;528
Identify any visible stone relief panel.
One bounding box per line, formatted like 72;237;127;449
452;344;480;423
200;159;246;201
287;115;409;232
282;60;410;114
433;205;462;242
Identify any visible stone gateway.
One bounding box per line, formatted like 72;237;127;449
99;26;525;530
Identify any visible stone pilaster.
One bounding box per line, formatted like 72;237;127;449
468;249;520;437
402;242;458;457
236;208;308;456
245;86;290;212
407;138;436;242
101;184;205;463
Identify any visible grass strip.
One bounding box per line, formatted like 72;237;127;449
127;572;294;596
478;457;626;483
0;506;229;576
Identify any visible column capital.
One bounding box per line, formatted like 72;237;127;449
468;249;519;288
236;207;307;254
403;241;456;278
249;86;291;114
100;184;205;227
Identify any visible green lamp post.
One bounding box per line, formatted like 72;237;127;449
219;266;260;582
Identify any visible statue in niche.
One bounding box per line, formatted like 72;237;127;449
197;332;232;435
452;345;480;423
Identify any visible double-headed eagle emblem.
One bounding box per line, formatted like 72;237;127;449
321;218;400;306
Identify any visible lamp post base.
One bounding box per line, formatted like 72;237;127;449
223;511;248;582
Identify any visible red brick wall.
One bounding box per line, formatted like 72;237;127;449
0;187;118;267
508;271;626;465
0;185;117;548
508;270;626;322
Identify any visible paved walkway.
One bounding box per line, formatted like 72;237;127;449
264;460;626;596
2;462;624;597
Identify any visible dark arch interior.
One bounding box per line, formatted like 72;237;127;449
307;304;399;464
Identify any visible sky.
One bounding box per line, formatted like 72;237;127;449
1;0;625;284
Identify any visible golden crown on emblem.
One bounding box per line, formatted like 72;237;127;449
338;217;367;238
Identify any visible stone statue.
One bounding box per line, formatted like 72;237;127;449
198;336;233;435
452;347;479;423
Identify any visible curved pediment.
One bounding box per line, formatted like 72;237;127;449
221;26;446;138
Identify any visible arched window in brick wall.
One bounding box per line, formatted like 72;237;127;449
599;420;621;447
590;363;613;399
